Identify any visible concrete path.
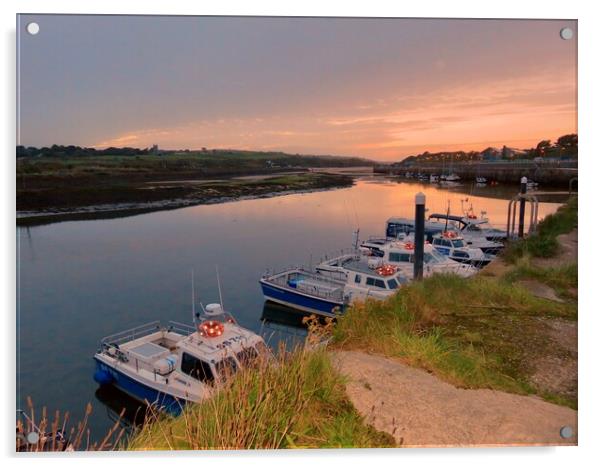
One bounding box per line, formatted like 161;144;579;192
332;351;577;447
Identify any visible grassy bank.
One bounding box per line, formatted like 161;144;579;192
127;348;394;450
332;273;576;406
332;197;578;409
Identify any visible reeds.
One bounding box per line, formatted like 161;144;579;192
16;396;125;452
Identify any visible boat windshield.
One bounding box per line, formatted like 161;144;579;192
424;249;447;264
235;346;260;369
451;239;465;248
214;356;238;382
387;278;399;289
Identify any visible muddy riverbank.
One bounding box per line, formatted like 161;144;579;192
16;172;353;226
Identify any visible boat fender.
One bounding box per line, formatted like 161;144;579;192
93;368;114;386
367;258;381;269
154;355;178;376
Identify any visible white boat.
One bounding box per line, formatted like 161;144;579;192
385;217;447;242
321;238;477;280
93;304;268;413
476;176;487;184
262;261;409;315
430;174;440;183
431;231;494;268
427;213;506;254
441;173;461;182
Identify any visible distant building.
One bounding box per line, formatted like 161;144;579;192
150;144;159;155
481;147;501;161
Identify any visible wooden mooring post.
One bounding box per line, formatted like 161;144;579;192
518;176;527;238
414;192;425;280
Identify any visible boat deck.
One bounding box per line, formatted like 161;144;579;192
265;270;345;301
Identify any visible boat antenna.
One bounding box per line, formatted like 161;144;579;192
444;199;450;232
191;269;196;323
353;228;360;250
216;265;225;311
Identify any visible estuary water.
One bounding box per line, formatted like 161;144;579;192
16;176;562;440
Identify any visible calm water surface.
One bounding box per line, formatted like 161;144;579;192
16;177;562;439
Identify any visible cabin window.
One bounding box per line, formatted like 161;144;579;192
354;274;362;284
214;357;238;381
452;239;464;248
387;278;399;289
181;352;215;384
433;238;441;246
388;252;413;263
254;341;271;361
236;347;259;368
453;251;469;259
366;277;386;289
387;224;412;238
442;239;452;247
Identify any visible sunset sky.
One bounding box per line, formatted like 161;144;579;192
18;16;577;161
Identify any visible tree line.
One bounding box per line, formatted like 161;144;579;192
15;144;160;158
398;133;577;165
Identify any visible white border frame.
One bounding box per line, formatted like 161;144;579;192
3;1;599;464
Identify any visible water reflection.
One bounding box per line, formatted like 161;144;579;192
94;385;147;432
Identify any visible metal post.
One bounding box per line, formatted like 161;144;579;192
414;192;425;280
518;177;527;238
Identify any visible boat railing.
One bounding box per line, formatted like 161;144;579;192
364;236;388;243
318;247;361;263
267;272;345;301
167;320;197;336
101;320;162;348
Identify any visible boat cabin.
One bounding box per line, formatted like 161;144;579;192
428;213;506;241
379;240;450;266
385;217;447;242
430;231;491;266
343;259;408;291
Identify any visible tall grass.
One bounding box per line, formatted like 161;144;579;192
128;347;394;450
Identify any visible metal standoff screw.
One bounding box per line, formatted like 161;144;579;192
559;425;573;439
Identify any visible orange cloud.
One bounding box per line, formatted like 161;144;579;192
92;67;576;160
